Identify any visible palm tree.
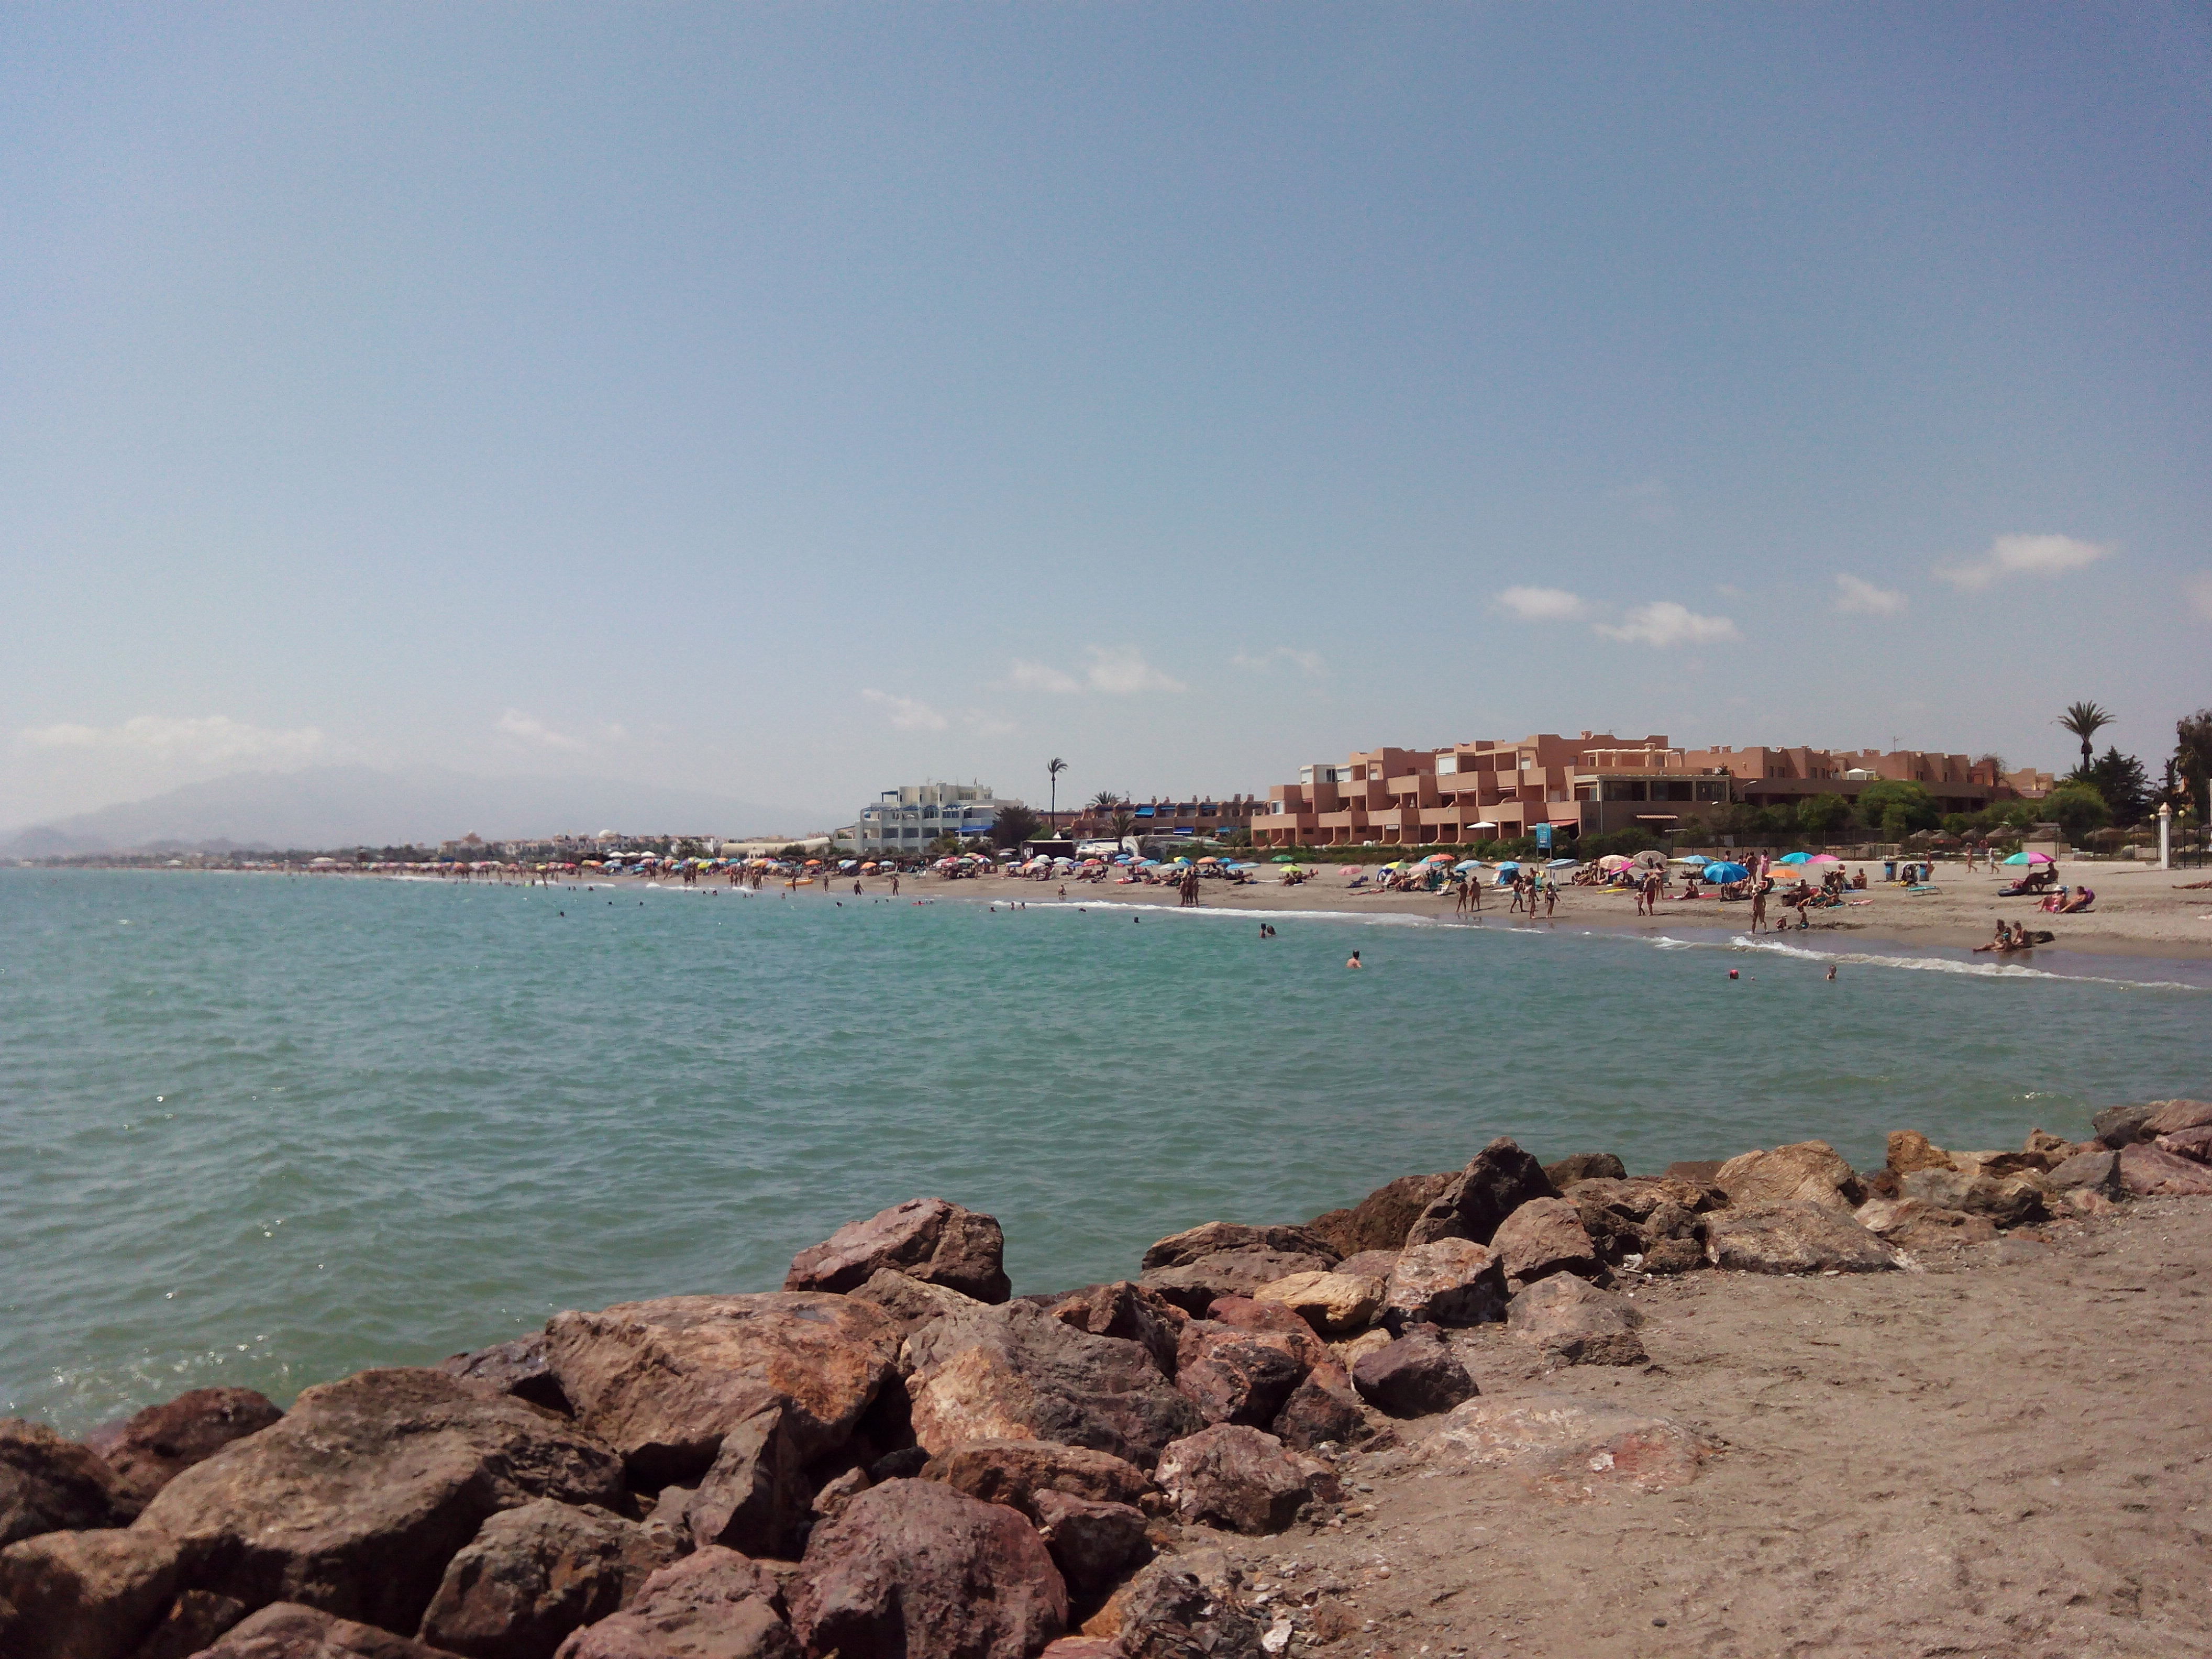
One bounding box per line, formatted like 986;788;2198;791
1088;789;1122;813
1047;758;1068;828
2056;702;2114;772
1110;810;1136;844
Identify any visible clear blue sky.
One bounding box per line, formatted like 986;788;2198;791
3;4;2207;826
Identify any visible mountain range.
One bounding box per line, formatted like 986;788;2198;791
2;766;828;856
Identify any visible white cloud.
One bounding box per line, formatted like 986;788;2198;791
1936;533;2113;592
1593;602;1742;648
962;710;1017;736
1008;647;1186;696
496;710;581;750
861;689;949;732
1834;573;1906;616
1497;586;1587;622
2189;574;2212;623
19;715;326;765
1231;647;1326;676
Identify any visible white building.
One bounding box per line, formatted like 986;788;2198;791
850;782;1016;853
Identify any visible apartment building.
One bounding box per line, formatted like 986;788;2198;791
1055;794;1264;841
850;782;1015;852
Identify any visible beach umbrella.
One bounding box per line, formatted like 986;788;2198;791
2000;850;2055;866
1339;865;1362;874
1271;854;1298;863
1704;861;1749;882
1775;851;1811;865
1669;854;1707;866
1454;860;1483;871
1806;853;1841;865
1598;854;1633;871
1632;849;1667;870
1546;858;1578;868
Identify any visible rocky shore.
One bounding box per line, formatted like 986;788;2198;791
5;1102;2210;1659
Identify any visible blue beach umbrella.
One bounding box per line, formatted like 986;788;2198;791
1454;860;1483;871
1546;858;1577;868
1775;851;1811;865
1704;861;1749;882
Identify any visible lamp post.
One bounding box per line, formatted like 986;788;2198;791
2159;800;2172;871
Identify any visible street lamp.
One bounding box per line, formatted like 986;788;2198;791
2158;800;2172;871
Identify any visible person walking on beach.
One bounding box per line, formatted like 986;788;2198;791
890;873;900;897
1750;877;1769;933
1543;875;1558;917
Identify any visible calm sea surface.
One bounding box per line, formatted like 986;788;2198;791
4;868;2207;1430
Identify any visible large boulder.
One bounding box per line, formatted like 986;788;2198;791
1248;1271;1384;1338
786;1199;1012;1305
439;1340;571;1418
1268;1375;1369;1452
2091;1104;2156;1148
919;1440;1154;1518
682;1406;811;1558
0;1526;180;1659
1506;1276;1648;1367
847;1269;986;1336
135;1368;627;1636
196;1601;469;1657
1028;1282;1186;1378
1488;1198;1599;1286
1884;1131;1955;1176
1079;1560;1263;1659
2119;1142;2212;1197
1714;1142;1864;1210
1171;1335;1305;1429
1557;1177;1715;1266
550;1549;791;1659
1138;1224;1339;1273
1303;1174;1456;1257
2143;1099;2212;1138
789;1479;1066;1659
130;1588;249;1659
1703;1202;1901;1274
1430;1393;1717;1498
903;1301;1202;1470
1138;1251;1337;1317
543;1294;902;1486
82;1388;283;1510
1402;1139;1557;1248
1541;1153;1625;1187
1897;1168;2045;1226
1349;1328;1478;1418
2158;1125;2212;1164
417;1501;675;1659
1153;1426;1339;1535
2044;1148;2123;1194
1;1419;132;1545
1852;1198;1999;1249
1027;1491;1150;1599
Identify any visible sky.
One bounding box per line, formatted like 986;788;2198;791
3;3;2208;830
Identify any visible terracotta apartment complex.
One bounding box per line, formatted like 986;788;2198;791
1251;732;2055;849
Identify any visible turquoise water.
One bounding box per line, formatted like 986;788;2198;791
4;868;2207;1431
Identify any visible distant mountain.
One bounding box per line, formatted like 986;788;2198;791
1;766;830;856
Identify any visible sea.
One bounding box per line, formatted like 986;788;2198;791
4;868;2208;1432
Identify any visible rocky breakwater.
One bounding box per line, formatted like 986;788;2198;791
3;1102;2207;1659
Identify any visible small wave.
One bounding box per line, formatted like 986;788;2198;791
1636;932;2205;991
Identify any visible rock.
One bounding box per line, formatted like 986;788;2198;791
1;1419;132;1545
1172;1337;1306;1429
2119;1142;2212;1197
418;1500;674;1659
0;1526;180;1659
1153;1426;1339;1535
1663;1160;1724;1184
1268;1374;1369;1452
865;1448;929;1484
1083;1558;1263;1658
543;1293;903;1486
1556;1178;1717;1267
785;1198;1012;1304
1852;1199;1998;1248
2092;1103;2155;1147
2023;1127;2074;1157
439;1341;571;1418
1488;1198;1599;1286
1249;1271;1384;1337
549;1549;792;1659
790;1479;1067;1659
1028;1491;1150;1597
1196;1298;1331;1368
1702;1202;1901;1274
1040;1642;1118;1659
1303;1175;1457;1257
1139;1224;1340;1273
1715;1142;1864;1210
2156;1125;2212;1165
196;1601;469;1658
2045;1148;2123;1194
1949;1149;2061;1179
1381;1239;1505;1327
1331;1249;1403;1280
1138;1251;1338;1317
1348;1328;1478;1418
136;1368;627;1636
80;1388;284;1510
1031;1282;1186;1378
1402;1139;1557;1248
809;1468;870;1528
1897;1168;2046;1226
1639;1238;1706;1275
683;1407;811;1558
1884;1131;1954;1176
1506;1277;1647;1366
2144;1099;2212;1137
903;1301;1203;1470
846;1271;986;1335
1430;1392;1717;1497
919;1440;1154;1519
1541;1152;1625;1187
129;1589;249;1659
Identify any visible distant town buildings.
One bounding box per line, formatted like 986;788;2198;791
1254;732;2056;848
1055;794;1264;842
844;782;1016;853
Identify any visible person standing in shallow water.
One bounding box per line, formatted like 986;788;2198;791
1347;950;1363;968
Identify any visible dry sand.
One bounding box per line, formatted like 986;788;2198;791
1213;1196;2212;1659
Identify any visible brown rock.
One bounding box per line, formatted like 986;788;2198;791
1431;1392;1717;1497
683;1407;811;1558
1558;1177;1717;1266
1349;1328;1478;1418
809;1467;870;1528
846;1270;986;1335
1138;1223;1339;1272
1885;1130;1954;1176
81;1388;283;1510
1;1418;132;1544
1897;1167;2047;1226
1703;1202;1901;1274
1137;1251;1337;1317
1331;1249;1403;1280
136;1368;626;1636
2143;1099;2212;1137
1402;1138;1557;1248
438;1341;571;1418
1082;1560;1263;1659
2092;1103;2156;1147
1489;1198;1600;1286
543;1293;903;1486
1153;1426;1339;1535
1716;1141;1865;1210
550;1549;792;1659
1506;1276;1647;1366
1854;1197;1999;1248
1541;1152;1625;1187
919;1440;1154;1519
1039;1642;1118;1659
903;1301;1203;1470
1028;1491;1150;1597
1197;1298;1331;1368
0;1526;179;1659
1639;1237;1707;1275
1663;1160;1725;1185
1268;1375;1369;1452
2024;1127;2073;1157
2119;1142;2212;1197
1032;1282;1186;1378
1302;1174;1456;1257
2156;1125;2212;1165
2045;1148;2123;1194
1249;1271;1384;1337
418;1500;674;1659
196;1601;469;1658
785;1198;1012;1304
129;1589;248;1659
1381;1238;1506;1327
790;1479;1067;1659
1173;1336;1306;1430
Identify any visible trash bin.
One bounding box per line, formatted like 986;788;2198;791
1882;860;1897;882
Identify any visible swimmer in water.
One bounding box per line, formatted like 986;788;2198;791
1347;950;1363;969
1826;963;1837;980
